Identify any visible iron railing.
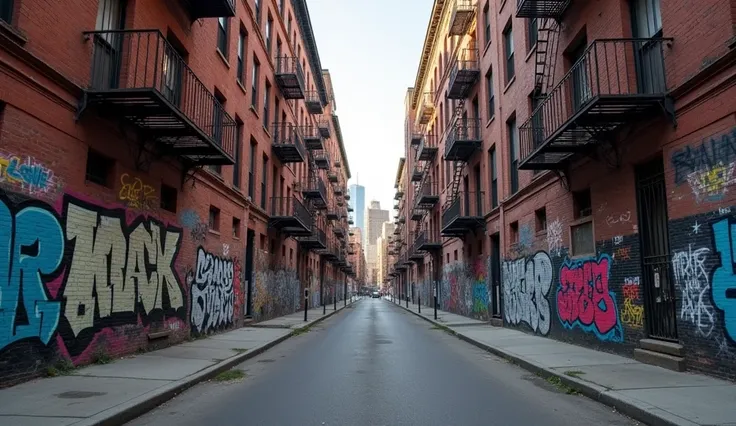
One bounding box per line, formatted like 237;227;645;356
442;191;486;226
274;55;305;87
444;117;482;158
448;47;480;96
305;175;328;200
84;29;236;160
298;226;327;247
271;122;306;158
269;196;313;227
516;0;571;19
519;38;670;162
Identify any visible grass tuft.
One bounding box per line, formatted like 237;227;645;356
214;369;246;382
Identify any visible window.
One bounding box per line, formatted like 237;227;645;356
233;217;241;239
279;0;284;15
489;147;498;208
210;91;226;175
160;184;178;212
483;2;491;45
632;0;662;38
503;23;515;82
217;17;229;57
237;29;246;84
251;56;260;108
485;69;495;120
571;189;594;256
287;15;292;43
248;139;256;198
254;0;261;23
85;149;114;187
276;37;282;62
528;18;538;51
510;222;519;243
261;155;268;210
92;0;126;90
233;120;243;188
263;81;271;128
508;117;519;194
535;207;547;232
1;0;13;22
208;206;220;231
265;15;273;56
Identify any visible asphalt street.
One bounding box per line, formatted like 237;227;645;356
128;298;639;426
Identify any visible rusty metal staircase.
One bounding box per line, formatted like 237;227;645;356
534;18;561;97
447;99;467;203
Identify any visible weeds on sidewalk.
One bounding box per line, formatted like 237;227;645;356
538;372;580;395
214;369;246;382
232;348;249;354
91;349;113;365
46;358;75;377
292;325;311;336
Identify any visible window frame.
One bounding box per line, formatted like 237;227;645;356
217;17;229;57
503;24;515;82
237;29;246;84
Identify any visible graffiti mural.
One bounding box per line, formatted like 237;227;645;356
557;254;623;342
190;248;235;334
712;218;736;342
672;128;736;202
547;218;563;256
502;251;552;335
118;173;158;211
621;277;644;329
251;249;301;321
0;152;62;199
440;258;490;320
0;192;186;361
673;245;714;337
179;209;208;244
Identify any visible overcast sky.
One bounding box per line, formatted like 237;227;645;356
307;0;431;213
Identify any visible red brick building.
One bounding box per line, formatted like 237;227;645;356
0;0;352;386
391;0;736;380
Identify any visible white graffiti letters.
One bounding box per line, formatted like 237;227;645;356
502;251;552;335
672;245;714;337
190;248;234;333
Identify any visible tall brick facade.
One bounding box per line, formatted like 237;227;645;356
0;0;353;387
390;0;736;381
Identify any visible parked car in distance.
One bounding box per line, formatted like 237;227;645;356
372;291;380;298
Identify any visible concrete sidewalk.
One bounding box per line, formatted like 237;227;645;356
0;297;360;426
388;297;736;426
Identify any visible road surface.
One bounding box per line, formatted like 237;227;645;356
128;298;638;426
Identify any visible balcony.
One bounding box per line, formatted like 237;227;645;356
301;125;324;150
347;205;354;212
348;217;354;225
327;208;339;221
417;135;438;161
416;227;442;252
302;176;328;209
334;227;346;239
268;196;313;236
411;208;424;221
448;48;480;99
518;39;672;170
319;241;338;261
344;193;351;200
334;160;342;168
274;56;305;99
314;150;330;169
411;166;424;182
80;30;235;166
444;118;482;162
394;189;404;200
297;226;327;250
441;191;485;237
317;118;331;138
515;0;571;19
271;122;306;163
410;130;424;146
418;92;435;125
409;242;424;261
327;171;338;182
182;0;236;19
449;0;476;35
305;90;323;114
416;179;439;209
334;186;343;196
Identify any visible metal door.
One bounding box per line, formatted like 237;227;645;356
635;156;678;341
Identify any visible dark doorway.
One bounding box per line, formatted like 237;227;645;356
245;228;255;318
490;233;501;317
635;155;678;341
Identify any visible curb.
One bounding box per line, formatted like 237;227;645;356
79;298;360;426
390;300;695;426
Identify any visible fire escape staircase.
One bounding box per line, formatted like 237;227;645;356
534;18;561;98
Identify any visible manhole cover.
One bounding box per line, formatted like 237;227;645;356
56;391;107;399
257;359;276;363
375;339;393;344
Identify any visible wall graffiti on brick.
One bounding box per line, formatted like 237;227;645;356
308;273;321;308
606;211;632;227
557;254;623;342
189;247;235;334
440;258;490;319
502;251;552;335
547;218;563;256
672;128;736;203
621;277;644;329
614;246;632;261
673;244;714;337
0;193;186;357
179;209;208;244
251;249;300;321
118;173;158;211
711;217;736;342
0;152;61;198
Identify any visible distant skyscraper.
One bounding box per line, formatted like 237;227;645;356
349;184;365;235
365;201;389;284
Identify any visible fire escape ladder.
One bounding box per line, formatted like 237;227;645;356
448;99;467;203
306;150;319;214
534;18;561;96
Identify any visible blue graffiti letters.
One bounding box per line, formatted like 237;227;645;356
672;128;736;185
711;218;736;342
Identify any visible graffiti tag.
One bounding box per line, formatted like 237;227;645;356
190;248;235;334
502;251;552;335
673;245;714;337
118;173;157;210
712;218;736;342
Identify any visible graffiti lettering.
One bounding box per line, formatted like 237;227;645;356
613;235;624;246
118;174;157;210
178;209;208;244
711;218;736;342
0;153;61;197
190;248;235;334
252;249;300;321
557;255;623;342
672;128;736;185
547;218;563;256
621;277;643;329
502;251;552;335
614;246;631;261
686;162;736;203
606;211;631;227
673;245;714;337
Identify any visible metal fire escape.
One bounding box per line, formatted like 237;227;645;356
533;18;561;100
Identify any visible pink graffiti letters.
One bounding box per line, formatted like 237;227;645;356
557;254;623;342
